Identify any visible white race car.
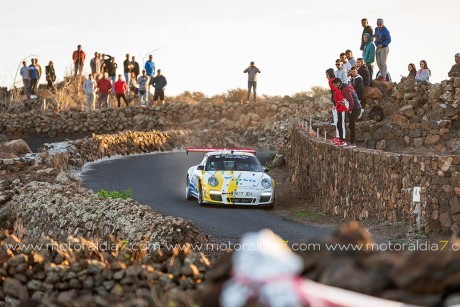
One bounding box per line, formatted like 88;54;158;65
185;148;275;208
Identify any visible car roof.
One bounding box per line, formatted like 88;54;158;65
206;151;255;157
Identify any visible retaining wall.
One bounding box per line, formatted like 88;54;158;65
286;127;460;233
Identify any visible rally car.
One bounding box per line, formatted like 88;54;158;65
185;148;275;208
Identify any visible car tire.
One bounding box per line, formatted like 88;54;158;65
186;176;194;201
197;181;205;206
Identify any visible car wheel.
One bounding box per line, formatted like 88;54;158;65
197;181;205;206
186;176;194;201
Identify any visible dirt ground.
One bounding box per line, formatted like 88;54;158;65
268;165;450;244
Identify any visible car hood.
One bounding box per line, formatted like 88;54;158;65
205;170;266;188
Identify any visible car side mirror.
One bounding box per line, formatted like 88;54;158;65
197;165;204;171
263;166;269;173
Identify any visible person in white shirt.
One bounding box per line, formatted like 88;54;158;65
83;74;97;111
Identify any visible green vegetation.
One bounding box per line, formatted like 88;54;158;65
97;188;133;200
293;210;326;222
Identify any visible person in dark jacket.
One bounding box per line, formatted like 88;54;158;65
123;54;131;84
350;67;364;102
27;59;39;98
448;53;460;82
106;56;117;84
360;18;373;51
356;58;371;87
326;68;345;142
152;69;167;106
45;61;56;91
131;56;140;78
339;80;362;148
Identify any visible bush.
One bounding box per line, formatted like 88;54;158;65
97;188;133;199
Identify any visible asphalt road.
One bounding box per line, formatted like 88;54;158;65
80;151;331;243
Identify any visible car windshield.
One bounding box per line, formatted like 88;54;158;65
205;154;263;172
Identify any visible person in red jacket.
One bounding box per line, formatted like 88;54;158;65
330;78;349;146
114;74;129;107
339;80;362;148
72;44;86;77
97;72;112;109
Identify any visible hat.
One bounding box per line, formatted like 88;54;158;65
377;18;384;24
456;53;460;58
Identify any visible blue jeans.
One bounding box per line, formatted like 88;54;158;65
138;90;148;107
247;81;257;101
109;76;116;84
124;73;130;86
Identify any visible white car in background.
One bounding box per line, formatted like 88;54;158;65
185;148;275;209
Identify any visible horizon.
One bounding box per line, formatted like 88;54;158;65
1;0;459;96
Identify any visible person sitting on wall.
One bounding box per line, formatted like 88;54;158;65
415;60;431;82
448;53;460;82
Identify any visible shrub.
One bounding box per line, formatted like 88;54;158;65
97;188;133;199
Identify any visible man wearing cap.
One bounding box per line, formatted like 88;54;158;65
72;44;86;77
373;18;391;81
243;61;261;102
448;53;460;81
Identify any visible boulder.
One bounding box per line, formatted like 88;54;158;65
3;139;32;155
363;87;383;102
394;114;408;124
372;80;395;96
454;77;460;88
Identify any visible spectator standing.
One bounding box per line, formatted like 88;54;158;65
326;68;346;142
350;67;364;103
27;59;39;99
106;57;118;84
145;55;155;77
152;69;168;106
131;56;140;78
448;53;460;80
96;72;112;109
100;53;106;74
114;74;129;107
20;61;30;98
356;58;371;87
90;52;101;78
330;78;349;146
72;45;86;77
362;33;375;79
334;60;348;84
34;58;42;81
374;18;391;81
360;18;373;51
129;72;139;95
340;53;352;71
83;74;97;111
407;63;417;79
137;70;150;107
345;50;356;67
415;60;431;82
340;80;362;148
243;61;261;102
123;54;131;84
45;61;56;91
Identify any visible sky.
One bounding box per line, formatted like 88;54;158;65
1;0;459;96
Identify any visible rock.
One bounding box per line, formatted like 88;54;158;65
399;105;415;118
3;139;32;155
3;278;29;300
56;171;70;183
394;114;408;124
424;134;440;145
454;77;460;88
7;254;28;266
363;87;383;101
272;154;286;167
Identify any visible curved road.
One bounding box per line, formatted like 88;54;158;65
81;152;331;243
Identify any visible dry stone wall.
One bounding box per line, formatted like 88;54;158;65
286;127;460;233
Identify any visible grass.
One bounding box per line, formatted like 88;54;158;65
97;188;133;200
293;210;326;222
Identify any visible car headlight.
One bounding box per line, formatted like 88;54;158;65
208;177;219;187
261;178;272;189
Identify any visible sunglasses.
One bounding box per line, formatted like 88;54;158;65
335;64;341;66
